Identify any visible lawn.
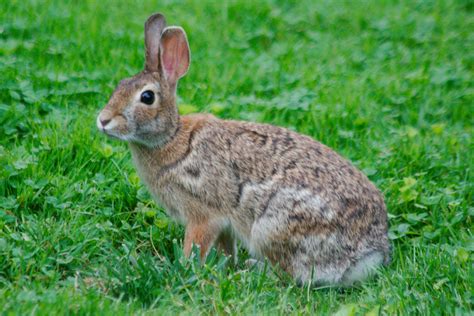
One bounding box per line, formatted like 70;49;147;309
0;0;472;314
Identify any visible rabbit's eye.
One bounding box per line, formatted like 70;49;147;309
140;90;155;105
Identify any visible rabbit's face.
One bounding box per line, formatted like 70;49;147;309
96;14;189;148
97;72;178;147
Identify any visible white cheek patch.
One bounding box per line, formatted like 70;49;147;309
123;107;134;122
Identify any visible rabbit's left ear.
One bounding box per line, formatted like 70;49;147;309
159;26;190;90
144;13;167;72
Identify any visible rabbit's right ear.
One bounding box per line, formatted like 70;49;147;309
144;13;167;72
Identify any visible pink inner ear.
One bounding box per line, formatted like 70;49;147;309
162;40;178;80
160;29;189;85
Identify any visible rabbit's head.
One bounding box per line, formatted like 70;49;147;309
97;13;190;147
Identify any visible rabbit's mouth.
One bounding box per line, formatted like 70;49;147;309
96;114;130;141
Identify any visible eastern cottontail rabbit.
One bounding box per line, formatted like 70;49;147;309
97;13;390;285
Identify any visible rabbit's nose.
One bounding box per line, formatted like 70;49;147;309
100;118;111;127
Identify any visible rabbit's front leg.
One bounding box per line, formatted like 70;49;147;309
183;221;221;261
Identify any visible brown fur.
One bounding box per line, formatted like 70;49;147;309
183;220;220;259
97;13;390;285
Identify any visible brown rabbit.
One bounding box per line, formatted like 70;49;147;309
97;13;390;285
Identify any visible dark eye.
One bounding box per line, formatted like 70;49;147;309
140;90;155;105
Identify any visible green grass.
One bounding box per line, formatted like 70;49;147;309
0;0;472;314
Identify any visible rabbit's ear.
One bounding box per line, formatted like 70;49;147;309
159;26;190;89
144;13;167;72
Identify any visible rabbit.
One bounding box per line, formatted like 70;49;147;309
97;13;390;286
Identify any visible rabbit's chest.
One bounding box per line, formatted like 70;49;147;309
150;166;236;223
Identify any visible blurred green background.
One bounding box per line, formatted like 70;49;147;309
0;0;472;314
